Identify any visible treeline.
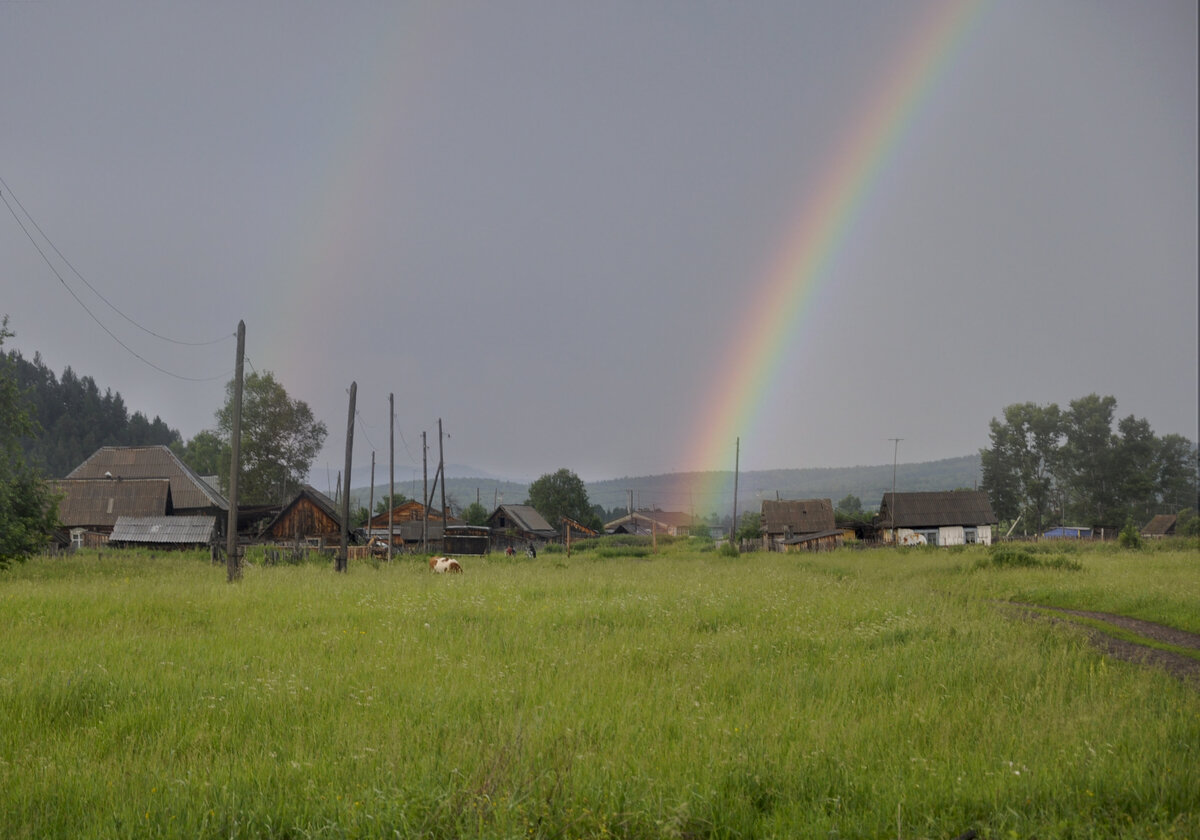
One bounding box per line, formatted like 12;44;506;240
5;350;180;477
981;394;1197;535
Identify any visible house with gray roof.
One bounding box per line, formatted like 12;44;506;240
877;490;997;546
487;504;558;549
67;445;228;520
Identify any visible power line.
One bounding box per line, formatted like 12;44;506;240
1;176;232;347
2;187;231;383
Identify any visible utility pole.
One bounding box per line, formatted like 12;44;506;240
225;320;244;583
388;393;394;562
421;431;428;553
731;436;740;548
337;382;356;573
438;418;446;552
367;450;375;550
889;437;903;542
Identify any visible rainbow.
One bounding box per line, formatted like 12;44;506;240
682;0;986;517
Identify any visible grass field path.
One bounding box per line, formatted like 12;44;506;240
1012;602;1200;687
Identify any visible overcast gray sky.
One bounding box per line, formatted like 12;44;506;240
3;1;1196;489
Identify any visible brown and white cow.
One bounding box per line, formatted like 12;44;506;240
429;556;462;573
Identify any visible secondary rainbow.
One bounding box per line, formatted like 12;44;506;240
683;0;985;515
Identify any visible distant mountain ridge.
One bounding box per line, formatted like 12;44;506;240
348;455;983;518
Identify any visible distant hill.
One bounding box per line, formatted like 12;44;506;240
349;455;983;518
585;455;983;516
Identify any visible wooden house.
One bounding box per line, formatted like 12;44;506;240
263;485;343;546
66;445;228;524
487;504;558;549
761;499;837;550
50;476;173;549
877;490;998;546
366;499;457;528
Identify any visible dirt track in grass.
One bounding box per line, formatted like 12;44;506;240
1010;603;1200;688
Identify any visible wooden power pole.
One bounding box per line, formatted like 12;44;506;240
388;392;394;562
225;320;244;582
421;430;428;552
731;436;740;549
438;418;446;551
337;382;356;573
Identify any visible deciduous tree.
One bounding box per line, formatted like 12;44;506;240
0;317;57;565
526;468;600;532
215;371;328;504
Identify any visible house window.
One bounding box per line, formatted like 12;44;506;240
964;527;978;544
918;530;939;546
70;528;85;550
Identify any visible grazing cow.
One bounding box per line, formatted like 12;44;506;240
429;556;462;573
898;532;927;546
368;537;389;559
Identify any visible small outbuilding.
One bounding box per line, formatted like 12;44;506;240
1141;514;1177;538
109;515;216;550
263;485;343;546
761;499;837;551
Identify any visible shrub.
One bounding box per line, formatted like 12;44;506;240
1118;519;1143;550
976;545;1082;572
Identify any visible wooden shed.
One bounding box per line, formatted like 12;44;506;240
263;485;343;546
761;499;836;550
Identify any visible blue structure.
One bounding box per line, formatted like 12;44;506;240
1043;526;1093;539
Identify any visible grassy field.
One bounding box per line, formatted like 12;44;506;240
1;539;1197;839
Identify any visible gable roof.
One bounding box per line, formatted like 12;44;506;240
603;509;694;534
67;446;228;511
366;500;458;528
761;499;835;535
110;515;216;545
1141;514;1177;536
51;478;172;528
488;504;557;536
878;491;998;528
263;484;342;535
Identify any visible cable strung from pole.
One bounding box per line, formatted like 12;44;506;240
2;186;232;382
355;410;377;452
1;175;232;347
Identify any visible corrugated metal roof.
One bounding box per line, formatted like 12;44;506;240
67;446;228;511
879;491;998;528
761;499;835;535
110;515;216;544
51;478;171;527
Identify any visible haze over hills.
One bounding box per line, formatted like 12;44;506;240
347;454;984;521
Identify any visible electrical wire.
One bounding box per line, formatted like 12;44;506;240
1;175;231;346
2;187;231;383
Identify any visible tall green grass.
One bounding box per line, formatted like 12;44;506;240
0;543;1196;838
